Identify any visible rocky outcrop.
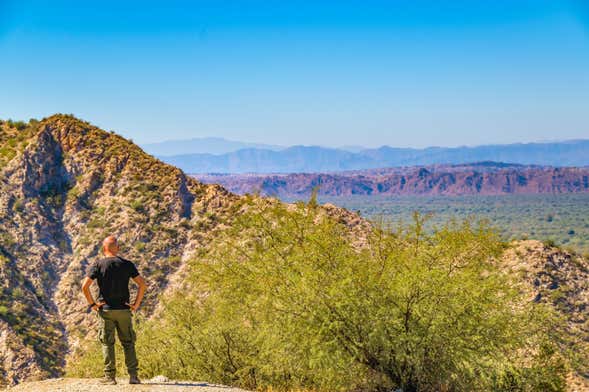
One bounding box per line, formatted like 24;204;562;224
502;240;589;390
503;240;589;322
0;320;44;385
195;163;589;197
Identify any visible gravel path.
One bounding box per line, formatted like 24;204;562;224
5;377;250;392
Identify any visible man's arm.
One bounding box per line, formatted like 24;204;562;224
127;275;146;312
81;277;104;312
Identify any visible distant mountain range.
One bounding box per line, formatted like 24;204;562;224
194;162;589;197
141;137;284;156
152;139;589;173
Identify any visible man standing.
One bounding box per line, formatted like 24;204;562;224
81;235;147;385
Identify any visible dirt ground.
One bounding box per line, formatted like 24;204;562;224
5;377;250;392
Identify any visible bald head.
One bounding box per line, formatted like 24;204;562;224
102;235;119;256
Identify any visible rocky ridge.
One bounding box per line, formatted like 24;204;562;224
194;163;589;197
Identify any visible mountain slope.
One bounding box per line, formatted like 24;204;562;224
158;140;589;174
0;115;241;385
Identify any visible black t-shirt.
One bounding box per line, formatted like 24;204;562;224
87;256;140;310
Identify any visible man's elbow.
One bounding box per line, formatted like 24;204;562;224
81;277;92;291
134;276;147;289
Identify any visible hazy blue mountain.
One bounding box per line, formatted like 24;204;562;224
163;145;378;173
338;145;368;153
361;140;589;167
140;136;284;156
158;140;589;173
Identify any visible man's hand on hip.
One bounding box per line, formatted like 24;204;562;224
92;302;106;312
126;302;139;312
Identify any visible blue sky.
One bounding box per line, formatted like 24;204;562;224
0;1;588;148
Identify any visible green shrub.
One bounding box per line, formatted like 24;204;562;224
12;288;24;298
130;200;145;213
87;217;104;229
67;186;80;202
70;199;575;391
13;121;27;130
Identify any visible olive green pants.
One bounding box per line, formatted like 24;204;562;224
97;309;138;377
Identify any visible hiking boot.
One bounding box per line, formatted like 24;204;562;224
129;374;141;384
99;376;117;385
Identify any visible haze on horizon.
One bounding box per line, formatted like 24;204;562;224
0;0;588;148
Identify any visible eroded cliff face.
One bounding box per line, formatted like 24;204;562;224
195;164;589;197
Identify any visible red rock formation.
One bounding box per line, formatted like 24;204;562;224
194;163;589;197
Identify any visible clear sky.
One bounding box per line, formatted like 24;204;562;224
0;0;588;148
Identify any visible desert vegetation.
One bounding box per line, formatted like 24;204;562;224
0;119;39;169
313;194;589;256
68;196;583;391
